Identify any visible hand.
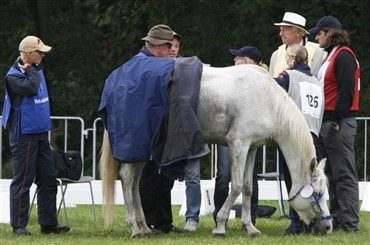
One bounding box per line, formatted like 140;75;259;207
18;63;30;71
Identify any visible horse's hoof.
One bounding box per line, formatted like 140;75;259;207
212;229;226;238
249;231;262;237
212;233;226;238
131;232;145;238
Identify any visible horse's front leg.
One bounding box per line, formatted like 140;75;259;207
120;163;147;238
212;141;249;237
241;148;261;237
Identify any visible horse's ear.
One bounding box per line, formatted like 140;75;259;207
309;158;317;173
317;158;327;171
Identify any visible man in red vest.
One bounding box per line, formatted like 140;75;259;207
309;16;360;232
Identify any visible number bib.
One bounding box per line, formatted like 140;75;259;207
299;81;323;118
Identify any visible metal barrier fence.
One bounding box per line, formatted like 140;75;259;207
356;117;369;181
0;116;87;178
1;116;369;181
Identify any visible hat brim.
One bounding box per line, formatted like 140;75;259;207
274;23;310;35
142;37;173;45
39;45;52;53
308;27;321;34
229;49;243;56
173;32;182;41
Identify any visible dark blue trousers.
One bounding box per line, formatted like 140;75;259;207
9;140;57;228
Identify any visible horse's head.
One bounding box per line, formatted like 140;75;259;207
289;158;332;235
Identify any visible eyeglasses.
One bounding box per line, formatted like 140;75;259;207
31;50;44;56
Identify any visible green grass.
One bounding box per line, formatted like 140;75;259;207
1;201;369;245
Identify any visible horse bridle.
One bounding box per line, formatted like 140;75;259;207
288;185;332;228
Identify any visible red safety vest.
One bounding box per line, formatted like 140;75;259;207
323;46;360;111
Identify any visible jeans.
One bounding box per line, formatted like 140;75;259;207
213;145;231;221
279;148;300;229
184;158;201;221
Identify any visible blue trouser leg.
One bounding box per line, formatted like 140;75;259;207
251;160;259;225
184;158;201;221
213;145;231;222
279;148;299;228
35;141;58;226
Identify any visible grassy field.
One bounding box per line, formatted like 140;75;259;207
1;201;369;245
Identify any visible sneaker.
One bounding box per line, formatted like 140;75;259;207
40;225;70;234
13;227;31;236
280;226;302;236
184;219;198;231
279;222;305;236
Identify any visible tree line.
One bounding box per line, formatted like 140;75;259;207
0;0;369;180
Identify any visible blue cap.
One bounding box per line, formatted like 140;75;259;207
309;16;342;34
229;46;262;63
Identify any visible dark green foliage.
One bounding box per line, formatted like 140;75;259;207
0;0;369;179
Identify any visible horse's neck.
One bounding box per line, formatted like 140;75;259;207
276;131;312;195
272;89;315;194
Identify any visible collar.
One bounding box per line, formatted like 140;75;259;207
140;47;155;57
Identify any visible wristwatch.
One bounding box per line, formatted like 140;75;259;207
330;121;338;128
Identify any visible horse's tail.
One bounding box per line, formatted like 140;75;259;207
99;129;119;226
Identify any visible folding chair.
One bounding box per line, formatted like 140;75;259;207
257;146;286;217
29;176;96;226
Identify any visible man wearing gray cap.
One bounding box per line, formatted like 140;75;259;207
138;24;187;234
2;36;70;235
99;24;186;234
309;16;360;232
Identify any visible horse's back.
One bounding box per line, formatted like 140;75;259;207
199;65;288;145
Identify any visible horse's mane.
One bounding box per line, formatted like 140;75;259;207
266;75;315;178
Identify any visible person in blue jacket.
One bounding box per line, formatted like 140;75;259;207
2;36;70;235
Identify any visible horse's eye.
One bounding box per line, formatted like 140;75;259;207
311;201;323;214
314;192;322;198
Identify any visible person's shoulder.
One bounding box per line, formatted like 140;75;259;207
277;70;289;78
276;44;286;51
306;41;323;52
271;44;285;55
336;47;356;60
306;41;319;47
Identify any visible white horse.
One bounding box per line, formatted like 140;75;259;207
99;64;332;238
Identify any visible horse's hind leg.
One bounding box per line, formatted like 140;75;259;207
131;163;152;236
241;148;261;237
120;162;148;238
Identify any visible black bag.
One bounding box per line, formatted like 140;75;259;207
232;204;276;218
53;149;82;180
256;205;277;218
